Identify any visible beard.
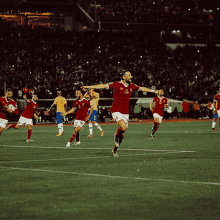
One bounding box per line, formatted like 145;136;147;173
125;79;131;86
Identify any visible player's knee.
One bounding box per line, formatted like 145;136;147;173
15;125;20;129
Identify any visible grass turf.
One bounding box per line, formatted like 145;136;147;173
0;121;220;220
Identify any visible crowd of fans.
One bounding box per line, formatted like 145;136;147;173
81;0;220;25
1;19;220;105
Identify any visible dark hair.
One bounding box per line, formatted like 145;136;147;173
119;70;129;79
76;87;86;95
6;88;13;92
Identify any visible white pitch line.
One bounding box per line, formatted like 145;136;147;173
0;145;195;152
1;166;219;186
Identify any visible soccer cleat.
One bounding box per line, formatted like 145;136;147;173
112;150;119;157
101;131;104;137
66;142;70;147
88;135;93;137
71;141;81;146
5;125;10;131
114;133;119;147
212;128;218;131
26;139;34;142
56;132;64;137
151;133;155;138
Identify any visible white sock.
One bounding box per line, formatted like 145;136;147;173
94;122;102;131
58;123;62;134
89;123;93;135
61;123;63;133
212;121;216;128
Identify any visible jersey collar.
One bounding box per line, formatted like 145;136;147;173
121;80;129;87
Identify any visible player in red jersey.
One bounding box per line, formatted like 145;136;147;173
150;89;168;137
62;88;94;147
214;90;220;119
0;89;19;136
82;70;158;157
6;93;39;142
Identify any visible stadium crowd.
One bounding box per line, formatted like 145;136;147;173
0;18;220;121
81;0;220;25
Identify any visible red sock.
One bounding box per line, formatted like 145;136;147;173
10;124;16;129
115;128;121;136
113;146;118;152
156;124;160;132
69;133;77;143
28;129;32;139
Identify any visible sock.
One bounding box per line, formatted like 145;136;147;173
113;146;118;152
9;124;16;129
116;129;125;145
28;129;32;139
58;123;62;134
61;123;63;133
69;133;77;143
115;128;121;137
152;122;158;134
94;122;103;131
76;132;79;142
212;121;216;128
89;123;93;135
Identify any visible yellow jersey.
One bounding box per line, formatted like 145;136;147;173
90;91;99;111
54;96;67;113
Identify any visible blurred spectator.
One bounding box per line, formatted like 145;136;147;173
193;101;201;119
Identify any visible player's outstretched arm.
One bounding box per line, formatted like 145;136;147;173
82;84;108;90
62;108;75;116
141;87;159;93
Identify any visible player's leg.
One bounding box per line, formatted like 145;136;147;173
151;113;162;137
0;126;4;136
56;112;64;136
26;124;34;142
88;110;93;137
66;120;84;147
212;113;218;131
92;110;104;136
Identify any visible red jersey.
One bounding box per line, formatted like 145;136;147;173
0;96;19;120
182;101;189;113
73;98;91;121
21;100;38;119
107;81;140;114
214;94;220;110
152;96;168;116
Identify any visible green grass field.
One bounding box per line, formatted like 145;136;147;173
0;121;220;220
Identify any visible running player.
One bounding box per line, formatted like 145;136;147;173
82;70;158;157
0;89;19;136
62;88;94;147
214;90;220;119
85;89;104;137
207;101;218;131
6;93;39;142
47;91;67;136
150;89;168;137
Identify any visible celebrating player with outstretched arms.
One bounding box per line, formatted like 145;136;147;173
82;70;159;157
0;89;19;136
150;89;168;137
62;87;94;147
6;93;39;142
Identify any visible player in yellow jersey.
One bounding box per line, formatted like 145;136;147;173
47;91;67;136
85;89;104;137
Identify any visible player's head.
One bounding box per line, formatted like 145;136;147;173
57;90;62;96
32;94;38;102
5;88;13;100
120;70;132;85
75;87;85;99
159;89;164;97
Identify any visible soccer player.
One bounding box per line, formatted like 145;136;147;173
150;89;168;138
47;91;67;136
214;90;220;119
85;89;104;137
82;70;158;157
6;93;39;142
62;88;94;147
0;89;19;136
207;101;218;131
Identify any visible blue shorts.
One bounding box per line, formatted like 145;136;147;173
88;110;97;122
213;113;218;119
57;112;63;124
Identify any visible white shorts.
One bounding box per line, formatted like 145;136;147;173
74;120;85;128
0;118;8;129
18;116;33;126
153;113;163;123
112;112;129;128
217;110;220;117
